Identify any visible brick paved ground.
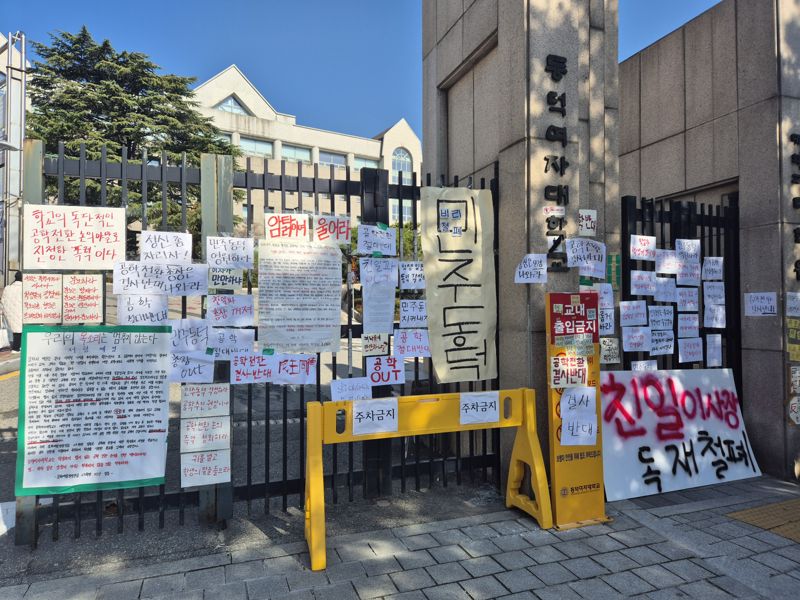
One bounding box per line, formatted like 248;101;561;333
1;476;799;599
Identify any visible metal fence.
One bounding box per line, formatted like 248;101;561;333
620;194;742;391
17;141;501;545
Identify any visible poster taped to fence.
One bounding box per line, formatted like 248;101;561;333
22;274;63;324
16;325;171;496
23;205;126;270
258;239;341;353
117;294;169;325
600;369;761;501
420;187;497;383
181;449;231;488
140;231;193;264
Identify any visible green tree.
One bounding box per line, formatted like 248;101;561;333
27;26;239;240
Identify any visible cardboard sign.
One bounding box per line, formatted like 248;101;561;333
655;277;678;303
648;306;674;330
209;268;244;290
601;369;760;501
650;330;675;356
314;215;351;245
631;360;658;371
515;254;548;284
744;292;777;316
707;334;722;367
140;231;192;264
206;237;254;269
619;300;647;327
180;416;231;452
559;387;597;446
366;355;405;385
678;313;700;338
631;270;657;296
622;326;652;353
24;205;126;270
62;274;104;324
265;213;309;240
678;337;703;363
578;210;597;237
399;299;428;328
399;261;426;289
181;383;230;418
655;250;680;274
358;224;397;256
353;398;398;435
394;328;431;358
677;287;699;312
208;327;255;360
17;325;171;496
330;377;372;401
117;294;169;325
207;294;255;327
362;333;391;356
629;235;656;261
113;262;209;296
181;449;231;488
459;391;500;425
22;274;63;324
600;338;620;364
702;257;723;281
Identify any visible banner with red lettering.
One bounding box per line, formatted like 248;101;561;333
600;369;760;501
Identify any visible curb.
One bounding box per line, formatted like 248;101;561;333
0;357;20;376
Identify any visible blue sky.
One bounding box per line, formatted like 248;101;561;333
2;0;720;140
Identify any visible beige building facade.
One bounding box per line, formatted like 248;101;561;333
194;65;422;233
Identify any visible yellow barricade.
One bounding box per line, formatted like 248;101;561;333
304;388;552;571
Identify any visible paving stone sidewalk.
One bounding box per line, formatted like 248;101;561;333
1;476;800;599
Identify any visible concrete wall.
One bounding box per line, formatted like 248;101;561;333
423;0;619;468
619;0;800;478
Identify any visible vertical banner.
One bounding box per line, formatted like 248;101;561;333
545;292;608;528
420;187;497;383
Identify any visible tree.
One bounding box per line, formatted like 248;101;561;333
27;27;239;241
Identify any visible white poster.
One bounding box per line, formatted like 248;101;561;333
258;239;341;352
704;304;726;329
678;337;703;363
631;270;657;296
314;215;351;245
180;416;231;452
600;338;620;364
207;294;255;327
677;261;701;287
549;356;588;388
394;328;431;358
655;277;678;303
22;274;63;324
353;398;398;435
206;236;254;269
650;330;675;356
140;231;192;264
17;326;170;495
117;294;169;326
648;306;674;330
675;239;701;263
515;254;548;284
678;313;700;338
362;333;391;356
360;256;399;287
230;352;317;385
622;326;652;353
601;369;759;501
168;351;215;383
566;239;606;279
704;282;725;306
265;213;309;240
181;383;230;418
366;355;405;385
629;235;656;262
631;360;658;371
578;209;598;237
399;299;428;328
24;205;126;271
208;327;255;360
787;292;800;318
702;257;723;281
113;262;209;296
744;292;777;316
677;287;699;312
62;274;104;324
399;261;426;289
357;224;397;256
330;377;372;401
559;387;597;446
209;268;244;290
619;300;647;327
460;391;500;425
181;449;231;488
707;334;722;367
599;309;615;336
421;187;497;383
362;283;396;334
655;249;680;274
169;319;209;353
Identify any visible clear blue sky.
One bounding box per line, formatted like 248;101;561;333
2;0;721;140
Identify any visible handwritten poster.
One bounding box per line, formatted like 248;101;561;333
357;224;397;256
707;334;722;367
678;313;700;338
460;391;500;425
566;239;606;279
399;261;426;290
314;215;351;245
330;377;372;401
353;398;398;435
578;209;597;237
650;330;675;356
168;351;215;383
787;292;800;317
515;254;547;284
629;235;656;261
619;300;647;327
362;281;396;335
180;416;231;452
62;274;104;324
599;309;614;336
22;274;63;324
744;292;777;316
704;304;726;329
207;294;255;327
140;231;192;264
676;239;701;263
421;187;497;383
117;294;169;325
113;262;209;296
399;299;427;329
677;261;701;287
394;328;431;358
559;386;597;446
169;319;209;353
631;270;657;296
677;287;699;312
549;355;589;388
622;326;652;353
366;356;405;385
655;277;678;303
631;360;658;371
655;250;680;274
678;337;703;363
648;306;673;331
600;338;620;364
209;268;243;290
181;449;231;488
230;352;317;385
359;256;398;286
23;205;126;270
208;327;255;360
601;368;760;501
702;257;723;281
16;326;171;495
181;383;230;418
362;333;391;357
206;237;254;269
265;213;309;240
258;239;341;353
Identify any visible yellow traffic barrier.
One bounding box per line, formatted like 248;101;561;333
304;388;552;571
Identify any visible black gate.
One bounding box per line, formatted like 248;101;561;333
620;194;742;391
17;142;501;545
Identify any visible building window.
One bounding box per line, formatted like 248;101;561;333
391;147;413;184
215;132;232;143
282;144;312;164
241;204;249;221
390;199;414;225
215;95;250;116
239;137;273;158
319;150;346;168
354;156;379;170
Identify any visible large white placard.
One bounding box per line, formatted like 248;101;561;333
113;262;209;296
140;231;192;264
601;369;760;501
24;205;126;270
258;239;341;352
559;387;597;446
353;398;398;435
17;326;170;495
